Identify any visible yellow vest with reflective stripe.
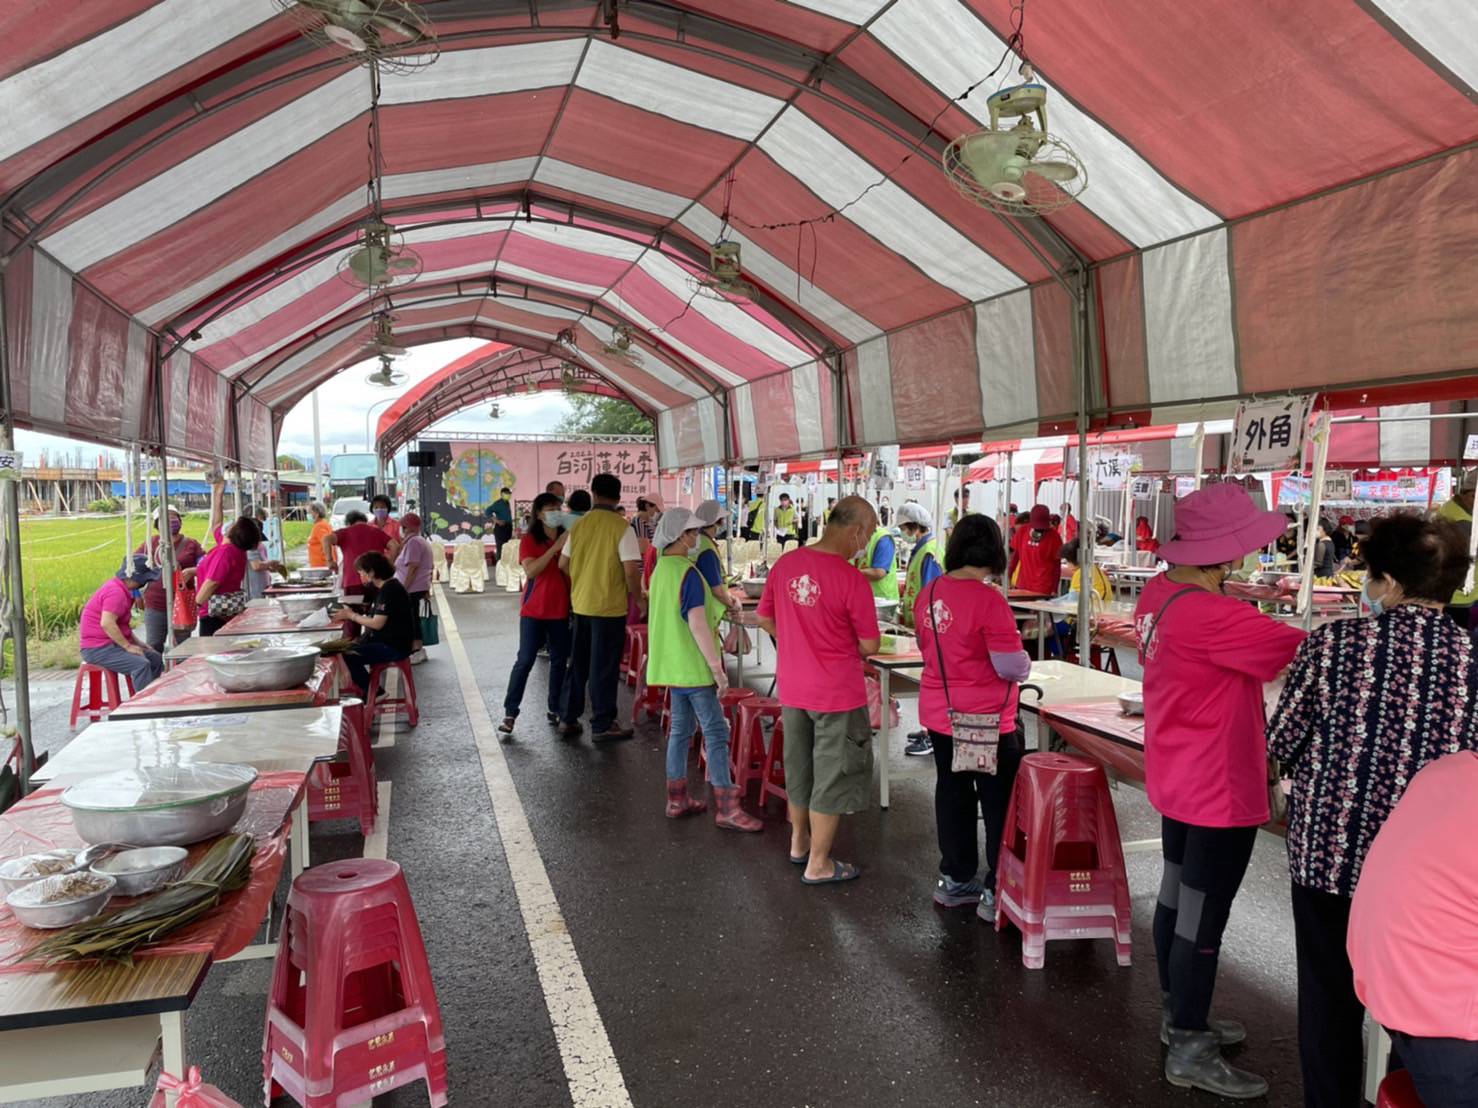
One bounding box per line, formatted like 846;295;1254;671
568;508;630;617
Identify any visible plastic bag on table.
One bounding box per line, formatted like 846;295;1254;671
865;673;900;730
148;1067;242;1107
722;622;751;656
297;607;333;629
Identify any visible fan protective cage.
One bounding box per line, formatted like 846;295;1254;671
275;0;440;73
942;130;1088;216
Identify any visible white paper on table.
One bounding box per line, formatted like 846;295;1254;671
297;608;333;629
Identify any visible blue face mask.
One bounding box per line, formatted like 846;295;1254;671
1361;577;1384;617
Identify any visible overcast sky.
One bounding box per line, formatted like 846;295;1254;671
16;339;575;469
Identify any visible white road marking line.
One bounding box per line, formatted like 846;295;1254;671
434;586;633;1108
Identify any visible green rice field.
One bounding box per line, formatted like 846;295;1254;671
17;512;312;645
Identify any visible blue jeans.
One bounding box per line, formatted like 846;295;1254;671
345;641;408;697
503;616;571;718
80;643;163;692
561;614;627;732
665;685;733;788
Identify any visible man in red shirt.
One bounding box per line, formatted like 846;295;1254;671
322;509;391;596
1010;505;1063;596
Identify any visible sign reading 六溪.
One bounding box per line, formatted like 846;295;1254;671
1231;395;1314;473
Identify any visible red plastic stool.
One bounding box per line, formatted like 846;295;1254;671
731;696;781;794
68;664;135;728
694;687;757;777
994;752;1132;969
307;700;377;836
622;625;649;689
365;660;418;731
632;675;667;727
263;859;447;1108
757;710;789;810
1376;1071;1424;1108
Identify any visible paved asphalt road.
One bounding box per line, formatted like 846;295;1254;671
14;588;1306;1107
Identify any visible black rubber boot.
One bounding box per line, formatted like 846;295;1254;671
1160;992;1247;1046
1164;1028;1268;1100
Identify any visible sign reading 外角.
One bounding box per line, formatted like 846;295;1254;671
1322;470;1353;501
1231;395;1314;473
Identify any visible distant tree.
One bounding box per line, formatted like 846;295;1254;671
555;395;653;437
276;454;306;471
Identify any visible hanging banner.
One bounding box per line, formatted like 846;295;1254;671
870;445;900;487
1090;450;1138;490
712;465;728;506
1322;471;1353;500
1231;395;1314;473
0;451;20;482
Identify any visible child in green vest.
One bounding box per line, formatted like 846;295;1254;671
648;508;762;832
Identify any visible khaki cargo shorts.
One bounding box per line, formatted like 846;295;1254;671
781;706;873;816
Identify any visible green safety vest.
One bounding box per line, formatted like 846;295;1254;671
697;535;729;631
900;536;945;629
774;505;797;535
745;498;764;530
855;528;899;601
647;554;719;688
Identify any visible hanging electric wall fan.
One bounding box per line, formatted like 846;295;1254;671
600;323;645;365
942;69;1087;216
688;239;756;302
366;353;407;388
338;220;423;289
275;0;440;71
370;309;407;355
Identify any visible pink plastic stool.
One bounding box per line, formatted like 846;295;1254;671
994;752;1132;969
731;696;781;794
263;860;447;1108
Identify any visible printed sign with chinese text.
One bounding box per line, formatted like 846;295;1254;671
1231;395;1314;473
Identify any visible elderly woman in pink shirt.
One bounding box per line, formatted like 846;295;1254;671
79;556;165;691
1134;484;1305;1099
394;512;434;663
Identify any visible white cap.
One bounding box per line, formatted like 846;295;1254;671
154;503;183;524
694;499;725;526
653;507;705;549
896;502;933;530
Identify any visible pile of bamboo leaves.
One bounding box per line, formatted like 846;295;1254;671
20;833;256;965
315;637;355;656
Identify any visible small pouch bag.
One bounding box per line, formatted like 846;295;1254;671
928;580;1012;775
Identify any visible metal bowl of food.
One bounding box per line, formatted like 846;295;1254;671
1117;689;1145;716
5;872;115;929
62;764;258;847
874;597;900;622
90;846;188;896
206;646;320;691
741;579;766;599
297;566;332;582
277;594;332;621
0;851;76;896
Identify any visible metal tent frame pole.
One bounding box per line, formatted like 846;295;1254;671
151;343;179;646
1074;266;1094;669
0;264;33;792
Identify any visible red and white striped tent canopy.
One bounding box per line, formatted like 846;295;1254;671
1;1;1474;471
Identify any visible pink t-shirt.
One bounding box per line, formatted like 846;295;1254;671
198;542;247;595
1348;751;1478;1039
756;547;880;713
1134;573;1305;827
394;534;434;594
80;578;137;649
913;576;1024;736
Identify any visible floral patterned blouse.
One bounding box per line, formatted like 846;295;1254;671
1267;605;1478;896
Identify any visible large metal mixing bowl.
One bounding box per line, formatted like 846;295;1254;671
277;594;333;621
62;764;258;847
205;646;320;692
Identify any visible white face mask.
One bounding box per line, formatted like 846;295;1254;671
542;511;561;528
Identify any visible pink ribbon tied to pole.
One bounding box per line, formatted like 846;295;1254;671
151;1066;243;1107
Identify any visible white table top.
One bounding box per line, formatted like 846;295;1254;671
1010;599;1137;618
1020;659;1142;712
32;706;343;785
164;629;343;661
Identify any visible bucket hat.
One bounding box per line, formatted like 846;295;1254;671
1158;483;1287;567
118;554;162;585
1029;504;1052;528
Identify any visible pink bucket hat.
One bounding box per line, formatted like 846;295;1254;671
1158;483;1287;566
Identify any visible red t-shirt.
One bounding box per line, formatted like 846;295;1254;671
519;533;570;620
1134;573;1305;826
757;547;879;713
1013;528;1063;595
641;544;659;590
335;523;391;593
913;576;1023;735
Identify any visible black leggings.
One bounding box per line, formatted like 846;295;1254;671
197;614;227;637
1153;816;1258;1032
929;728;1024;886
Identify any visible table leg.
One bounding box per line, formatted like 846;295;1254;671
291;796;309;876
879;668;892;810
735;620;745;687
160;1010;185;1107
1364;1018;1390;1104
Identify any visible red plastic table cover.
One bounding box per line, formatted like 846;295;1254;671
1040;700;1147;786
218;606;350;636
112;656;336;716
0;770;302;970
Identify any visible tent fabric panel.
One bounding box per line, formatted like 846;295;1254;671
748;372;802;460
1377;404;1434;468
1030;281;1076;425
1370;0;1478;90
1095;254;1150;412
26;249;73;427
733;382;760;461
852;336;897;447
120;321;152;444
791;362;827;456
967;0;1477;220
886;307;981;444
696;396;724;464
1232;151;1478;396
63;283;131;438
1142;227;1238;406
974;290;1037;430
1;240;34;422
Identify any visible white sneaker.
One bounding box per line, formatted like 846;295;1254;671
409;648;427;665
